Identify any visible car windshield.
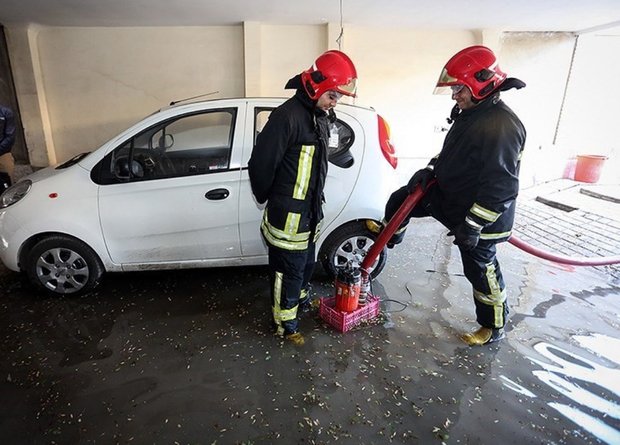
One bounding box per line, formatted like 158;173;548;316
55;152;92;169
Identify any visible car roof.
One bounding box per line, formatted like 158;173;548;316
158;96;376;114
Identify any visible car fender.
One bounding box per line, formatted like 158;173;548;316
1;167;116;272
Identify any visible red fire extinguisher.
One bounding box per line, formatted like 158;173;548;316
334;266;361;312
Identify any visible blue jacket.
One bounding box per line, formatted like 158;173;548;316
0;105;16;157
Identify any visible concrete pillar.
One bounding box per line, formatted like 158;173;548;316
5;24;55;167
327;22;344;51
480;29;504;53
243;21;261;97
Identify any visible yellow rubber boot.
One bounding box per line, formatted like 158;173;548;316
461;327;504;346
365;220;382;234
285;332;305;346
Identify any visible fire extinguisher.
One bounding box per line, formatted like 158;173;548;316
334;265;361;312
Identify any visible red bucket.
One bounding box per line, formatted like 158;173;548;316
574;155;608;183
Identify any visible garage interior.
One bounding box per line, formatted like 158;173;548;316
1;1;619;185
1;1;620;444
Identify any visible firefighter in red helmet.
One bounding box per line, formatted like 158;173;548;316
434;45;507;100
248;50;357;345
301;50;358;100
380;45;526;345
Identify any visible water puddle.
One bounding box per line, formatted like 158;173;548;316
502;333;620;444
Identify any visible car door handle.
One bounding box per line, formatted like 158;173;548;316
205;188;230;200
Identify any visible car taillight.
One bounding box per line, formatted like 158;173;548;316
377;115;398;169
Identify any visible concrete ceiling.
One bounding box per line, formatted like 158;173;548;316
1;0;620;34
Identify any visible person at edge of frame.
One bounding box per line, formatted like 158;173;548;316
0;103;16;193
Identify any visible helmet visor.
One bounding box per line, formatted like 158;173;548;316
433;67;460;95
336;77;357;97
434;84;466;96
436;67;459;86
433;86;453;96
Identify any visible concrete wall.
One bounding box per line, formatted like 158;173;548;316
345;26;477;164
4;22;616;185
9;25;244;164
259;25;326;97
497;30;620;185
555;31;620;183
498;32;576;186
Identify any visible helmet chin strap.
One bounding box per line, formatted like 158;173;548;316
448;78;524;122
470;91;499;105
325;108;335;121
446;90;502;123
447;104;460;124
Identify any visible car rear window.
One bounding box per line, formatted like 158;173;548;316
254;107;355;167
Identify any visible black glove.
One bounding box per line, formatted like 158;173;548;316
406;167;434;193
452;222;481;251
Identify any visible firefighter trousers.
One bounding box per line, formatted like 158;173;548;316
457;241;508;329
385;185;508;329
268;241;316;335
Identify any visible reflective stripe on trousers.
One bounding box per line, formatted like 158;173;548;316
459;240;509;329
383;185;509;328
269;241;316;335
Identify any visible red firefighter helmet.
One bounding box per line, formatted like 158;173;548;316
434;45;507;100
301;50;358;100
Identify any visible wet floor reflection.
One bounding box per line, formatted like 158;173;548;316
1;219;619;443
503;333;620;444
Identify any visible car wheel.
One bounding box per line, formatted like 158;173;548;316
319;221;387;280
25;235;104;296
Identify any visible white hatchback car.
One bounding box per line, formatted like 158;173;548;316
0;98;398;296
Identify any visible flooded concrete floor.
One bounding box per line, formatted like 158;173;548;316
0;219;619;444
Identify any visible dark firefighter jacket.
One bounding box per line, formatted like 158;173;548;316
431;94;526;241
248;89;330;251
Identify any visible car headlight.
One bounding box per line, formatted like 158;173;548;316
0;180;32;209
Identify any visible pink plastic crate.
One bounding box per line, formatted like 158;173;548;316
319;295;380;333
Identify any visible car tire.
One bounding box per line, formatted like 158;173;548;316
319;221;387;280
25;235;104;296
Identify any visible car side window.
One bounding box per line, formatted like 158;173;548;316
94;108;236;184
254;108;273;146
253;107;355;167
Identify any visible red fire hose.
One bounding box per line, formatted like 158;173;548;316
360;183;430;277
360;183;620;276
507;236;620;266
